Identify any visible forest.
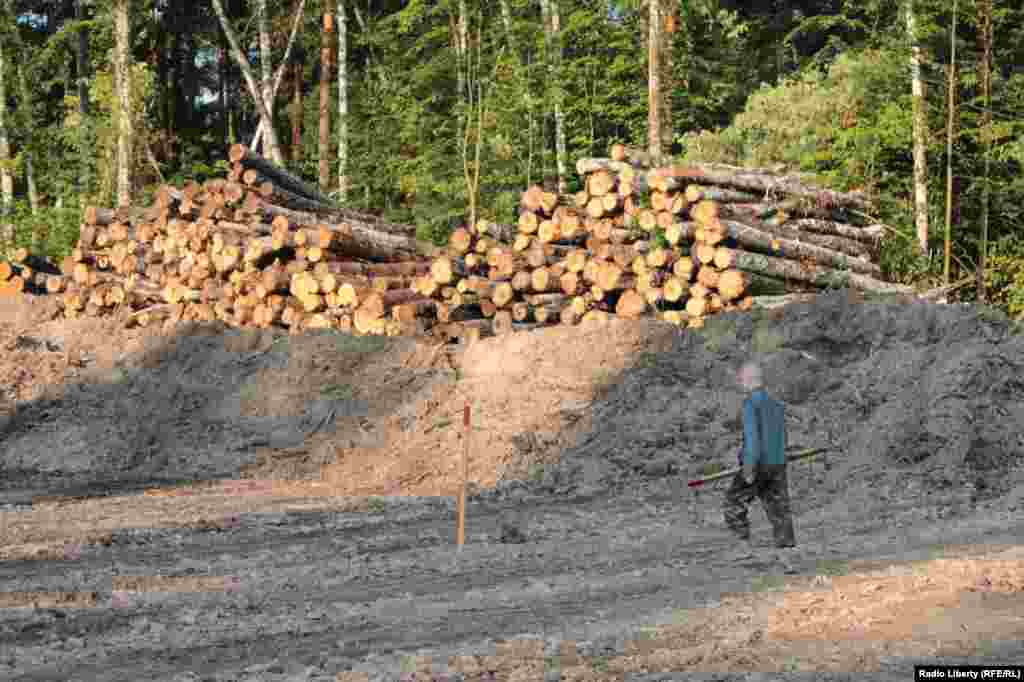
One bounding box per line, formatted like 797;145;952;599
1;0;1023;314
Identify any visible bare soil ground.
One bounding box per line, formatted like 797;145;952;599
1;290;1022;681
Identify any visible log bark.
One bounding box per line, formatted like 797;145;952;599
576;158;641;175
714;247;912;294
785;218;884;244
696;204;874;260
655;163;872;212
683;185;760;204
705;218;882;277
230;144;339;208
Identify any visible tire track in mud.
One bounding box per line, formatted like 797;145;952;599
3;476;1022;681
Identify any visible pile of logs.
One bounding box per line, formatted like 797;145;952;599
413;144;908;340
0;250;57;298
2;141;912;341
28;144;444;335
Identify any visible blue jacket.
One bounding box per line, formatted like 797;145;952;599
740;389;786;468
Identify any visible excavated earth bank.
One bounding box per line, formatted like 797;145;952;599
1;290;1022;681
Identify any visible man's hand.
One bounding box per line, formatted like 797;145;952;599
742;463;756;485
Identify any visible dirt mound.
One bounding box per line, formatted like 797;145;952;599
0;308;450;503
534;290;1024;508
3;288;1022;518
319;317;676;497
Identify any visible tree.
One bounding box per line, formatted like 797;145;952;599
211;0;290;166
244;0;308;159
541;0;568;194
975;0;993;301
906;0;930;255
0;35;11;217
319;11;334;191
647;0;664;160
113;0;133;206
337;0;349;201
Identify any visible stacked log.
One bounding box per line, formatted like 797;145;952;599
3;142;913;341
0;249;60;298
563;147;909;327
36;144;441;336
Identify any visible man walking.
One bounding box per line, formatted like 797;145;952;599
724;361;796;548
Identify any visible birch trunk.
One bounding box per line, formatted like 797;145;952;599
0;42;10;217
76;0;91;198
550;0;568;195
114;0;133;207
25;154;39;215
257;0;273;156
906;1;929;254
499;0;513;42
457;0;468;103
211;0;287;166
319;13;334;191
647;0;663;161
337;0;349;202
248;0;307;153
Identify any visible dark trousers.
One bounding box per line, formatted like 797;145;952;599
723;463;795;547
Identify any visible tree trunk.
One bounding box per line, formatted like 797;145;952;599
76;0;92;198
499;0;513;43
230;144;337;207
715;247;912;294
647;0;663;161
257;0;273;156
319;12;334;191
906;1;930;254
0;42;11;218
655;163;872;212
659;1;676;154
290;59;302;160
221;40;230;153
708;217;883;277
544;0;568;195
976;0;993;302
337;0;348;202
248;0;308;153
211;0;287;166
25;154;39;215
114;0;133;207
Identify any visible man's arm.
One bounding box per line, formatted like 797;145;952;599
742;399;760;469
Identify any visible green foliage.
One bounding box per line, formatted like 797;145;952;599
61;63;158;207
1;200;82;262
985;237;1024;319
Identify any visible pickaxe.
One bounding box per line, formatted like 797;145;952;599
686;447;831;488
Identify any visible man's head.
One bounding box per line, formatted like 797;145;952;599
738;361;764;392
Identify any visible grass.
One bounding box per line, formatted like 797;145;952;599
424;418;451;434
701;317;738;354
592;368;620;401
590;656;611;673
752;326;785;353
366;497;386;513
815;559;851;576
320;384;354;401
527;463;545;482
633;351;659;369
750;574;788;593
330;331;388;353
238;380;257;402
